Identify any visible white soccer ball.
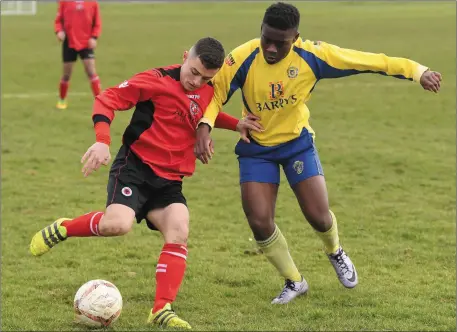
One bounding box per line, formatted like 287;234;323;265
73;279;123;327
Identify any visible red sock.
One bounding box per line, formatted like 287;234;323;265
61;211;104;237
153;243;188;313
59;79;69;100
90;75;101;96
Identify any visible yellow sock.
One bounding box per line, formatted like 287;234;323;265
315;210;340;254
257;225;302;282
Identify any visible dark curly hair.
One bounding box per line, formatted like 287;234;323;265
263;2;300;30
193;37;225;70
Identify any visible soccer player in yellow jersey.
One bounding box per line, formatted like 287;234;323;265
195;2;442;304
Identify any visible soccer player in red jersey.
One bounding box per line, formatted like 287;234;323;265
54;0;102;110
30;37;262;329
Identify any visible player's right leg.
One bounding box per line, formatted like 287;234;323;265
57;62;73;109
236;139;308;304
241;180;308;304
30;145;145;256
29;204;135;256
57;39;77;109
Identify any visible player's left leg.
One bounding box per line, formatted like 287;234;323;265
138;179;191;329
145;203;191;329
81;49;101;97
283;136;358;288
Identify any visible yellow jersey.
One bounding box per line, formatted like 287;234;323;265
200;38;428;146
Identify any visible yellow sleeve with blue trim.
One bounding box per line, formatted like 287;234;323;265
296;39;429;83
199;39;260;129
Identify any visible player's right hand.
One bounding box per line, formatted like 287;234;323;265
81;142;111;177
194;124;214;164
56;31;66;42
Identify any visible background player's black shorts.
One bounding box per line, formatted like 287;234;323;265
106;145;187;230
62;38;95;62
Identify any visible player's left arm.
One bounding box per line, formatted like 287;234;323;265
195;50;245;163
306;41;442;92
89;2;101;49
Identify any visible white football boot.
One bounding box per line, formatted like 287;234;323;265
327;246;358;288
271;276;308;304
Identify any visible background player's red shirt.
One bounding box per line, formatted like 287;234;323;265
54;1;101;51
93;65;238;181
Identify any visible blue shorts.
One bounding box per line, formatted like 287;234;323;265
235;129;324;186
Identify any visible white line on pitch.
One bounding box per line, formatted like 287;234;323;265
2;92;91;99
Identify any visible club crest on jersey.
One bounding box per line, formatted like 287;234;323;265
287;66;299;79
225;53;235;66
269;81;285;100
293;160;304;175
189;100;200;117
121;187;132;197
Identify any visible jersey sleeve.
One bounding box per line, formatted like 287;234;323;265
54;1;64;33
91;2;101;38
93;70;161;124
199;42;257;129
299;40;429;83
214;111;238;131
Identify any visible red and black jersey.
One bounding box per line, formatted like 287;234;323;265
54;1;101;51
93;65;238;181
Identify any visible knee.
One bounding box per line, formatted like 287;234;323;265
245;213;275;240
98;215;133;236
162;220;189;244
305;208;333;231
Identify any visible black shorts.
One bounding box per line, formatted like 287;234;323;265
106;145;187;230
62;38;95;62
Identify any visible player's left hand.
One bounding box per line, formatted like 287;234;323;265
236;114;263;143
88;38;97;50
420;70;442;93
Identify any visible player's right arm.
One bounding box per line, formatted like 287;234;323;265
54;1;65;42
198;52;242;129
195;43;252;163
81;70;160;177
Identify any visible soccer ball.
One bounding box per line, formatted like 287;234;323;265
73;279;123;327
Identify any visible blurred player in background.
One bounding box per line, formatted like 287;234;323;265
54;0;102;109
195;2;442;304
30;37;261;329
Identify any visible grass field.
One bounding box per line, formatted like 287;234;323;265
1;1;456;331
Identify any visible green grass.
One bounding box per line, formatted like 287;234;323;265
1;1;455;331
